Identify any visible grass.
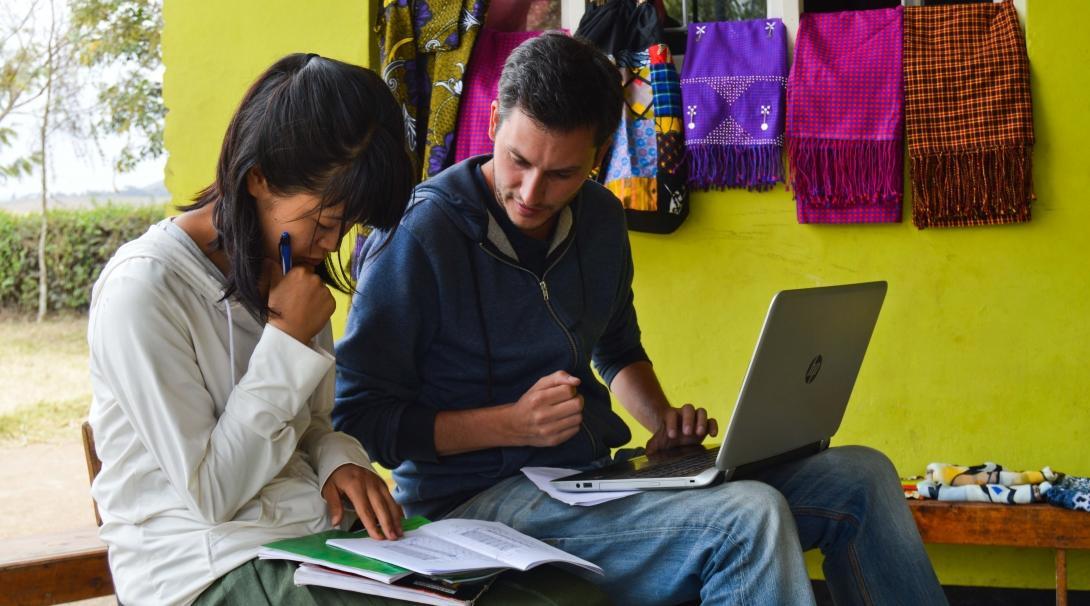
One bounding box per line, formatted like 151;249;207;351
0;312;91;445
0;396;89;445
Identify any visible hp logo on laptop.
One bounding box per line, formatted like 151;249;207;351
805;355;823;384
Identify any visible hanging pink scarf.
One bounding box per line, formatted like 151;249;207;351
787;7;904;224
453;28;543;163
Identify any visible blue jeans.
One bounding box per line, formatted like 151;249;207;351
446;446;946;605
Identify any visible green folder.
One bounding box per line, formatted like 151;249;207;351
259;516;431;584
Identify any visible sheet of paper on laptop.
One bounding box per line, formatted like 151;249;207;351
327;518;603;577
520;466;641;506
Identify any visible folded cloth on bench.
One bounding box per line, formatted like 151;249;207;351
916;481;1052;504
926;462;1059;487
1045;476;1090;513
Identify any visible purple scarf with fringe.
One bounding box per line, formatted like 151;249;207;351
680;19;787;190
787;7;904;223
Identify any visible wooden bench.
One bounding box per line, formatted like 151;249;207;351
909;499;1090;606
0;422;113;606
0;528;113;605
3;425;1088;605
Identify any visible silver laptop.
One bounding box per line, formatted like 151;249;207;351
552;281;887;492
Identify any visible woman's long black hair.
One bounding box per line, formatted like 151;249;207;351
179;53;415;320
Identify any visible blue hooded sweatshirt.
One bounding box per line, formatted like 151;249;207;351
334;156;648;518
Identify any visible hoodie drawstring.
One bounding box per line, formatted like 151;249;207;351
467;240;495;406
224;299;237;386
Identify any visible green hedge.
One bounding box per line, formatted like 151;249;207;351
0;204;167;312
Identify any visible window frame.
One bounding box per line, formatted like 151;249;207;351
560;0;1027;58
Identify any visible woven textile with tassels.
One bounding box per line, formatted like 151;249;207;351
904;0;1034;228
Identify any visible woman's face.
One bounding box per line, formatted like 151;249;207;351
247;168;347;273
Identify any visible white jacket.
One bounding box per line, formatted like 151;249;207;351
88;219;373;605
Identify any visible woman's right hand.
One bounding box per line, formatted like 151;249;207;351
268;265;335;343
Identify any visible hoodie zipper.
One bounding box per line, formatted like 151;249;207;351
479;238;604;456
478;239;579;368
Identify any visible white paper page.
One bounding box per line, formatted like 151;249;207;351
521;466;640;506
421;519;603;575
294;564;459;606
327;531;504;576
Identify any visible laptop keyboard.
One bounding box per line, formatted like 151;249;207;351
623;449;718;479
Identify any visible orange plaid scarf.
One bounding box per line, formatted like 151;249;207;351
904;0;1034;228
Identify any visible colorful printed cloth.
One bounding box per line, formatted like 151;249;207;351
926;462;1059;487
1045;476;1090;513
600;44;689;233
452;28;543;163
916;481;1052;504
916;461;1058;505
905;0;1034;228
787;7;904;224
680;19;787;191
378;0;488;180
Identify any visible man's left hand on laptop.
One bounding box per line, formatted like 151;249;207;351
645;403;720;454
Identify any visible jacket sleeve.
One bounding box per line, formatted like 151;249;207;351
334;228;441;469
298;325;375;490
591;233;651;388
88;260;332;525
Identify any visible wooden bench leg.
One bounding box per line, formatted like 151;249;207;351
1056;548;1067;606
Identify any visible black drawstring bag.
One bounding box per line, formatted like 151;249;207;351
576;0;663;57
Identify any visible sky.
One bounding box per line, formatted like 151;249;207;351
0;0;166;200
0;130;166;199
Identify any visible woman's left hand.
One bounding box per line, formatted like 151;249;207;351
321;464;404;540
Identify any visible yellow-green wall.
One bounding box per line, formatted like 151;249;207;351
161;0;376;330
164;0;1089;590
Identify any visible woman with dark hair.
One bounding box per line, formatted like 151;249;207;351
86;53;415;604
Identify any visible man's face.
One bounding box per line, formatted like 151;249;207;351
487;103;603;240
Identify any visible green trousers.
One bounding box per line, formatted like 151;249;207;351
194;559;612;606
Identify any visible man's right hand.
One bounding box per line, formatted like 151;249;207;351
504;371;584;447
268;264;335;344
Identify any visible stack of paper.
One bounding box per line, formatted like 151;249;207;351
521;466;641;506
294;564;495;606
259;524;420;583
327;518;604;577
261;516;603;605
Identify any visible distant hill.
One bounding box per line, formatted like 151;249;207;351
1;181;170;214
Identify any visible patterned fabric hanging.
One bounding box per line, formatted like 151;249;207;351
787;7;904;224
680;19;787;191
377;0;489;180
905;0;1034;228
453;28;544;163
599;44;689;234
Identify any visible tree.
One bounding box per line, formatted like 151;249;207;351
0;0;162;320
0;2;47;180
0;0;84;321
35;1;82;321
69;0;163;173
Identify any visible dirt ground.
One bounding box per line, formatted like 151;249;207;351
0;441;99;539
0;314;115;603
0;315;96;538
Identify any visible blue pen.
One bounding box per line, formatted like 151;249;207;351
279;231;292;274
